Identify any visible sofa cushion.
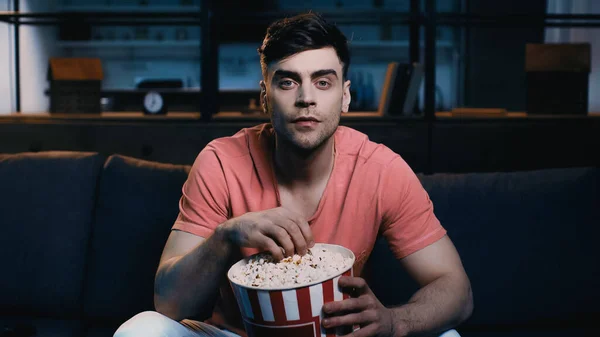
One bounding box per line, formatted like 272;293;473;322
368;167;600;327
458;326;596;337
83;154;190;322
0;151;103;317
0;317;84;337
83;323;121;337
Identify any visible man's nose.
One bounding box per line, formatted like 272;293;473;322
296;83;316;107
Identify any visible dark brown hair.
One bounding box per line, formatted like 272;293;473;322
258;12;350;81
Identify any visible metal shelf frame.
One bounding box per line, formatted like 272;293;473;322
2;0;600;123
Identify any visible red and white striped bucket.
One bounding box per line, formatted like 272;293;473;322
227;244;355;337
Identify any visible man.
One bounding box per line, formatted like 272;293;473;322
115;12;473;337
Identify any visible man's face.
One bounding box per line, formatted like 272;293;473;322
261;47;351;152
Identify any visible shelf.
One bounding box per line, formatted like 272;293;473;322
56;39;453;62
0;112;203;123
3;112;597;125
212;111;387;120
56;40;451;50
102;88;201;94
349;41;454;48
435;111;600;120
349;40;454;61
58;40;200;48
58;5;201;13
213;111;268;120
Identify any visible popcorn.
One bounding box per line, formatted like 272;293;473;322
230;247;353;288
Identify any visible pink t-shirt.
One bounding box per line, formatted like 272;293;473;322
172;123;446;332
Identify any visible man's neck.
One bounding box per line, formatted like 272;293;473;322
273;135;335;188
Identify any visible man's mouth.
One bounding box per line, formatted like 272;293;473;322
292;116;320;123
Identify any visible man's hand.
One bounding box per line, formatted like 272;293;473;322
321;276;396;337
221;207;314;260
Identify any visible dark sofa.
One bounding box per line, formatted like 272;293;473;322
0;151;598;337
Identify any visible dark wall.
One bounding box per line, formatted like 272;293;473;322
432;118;600;172
0;117;598;174
0;119;428;170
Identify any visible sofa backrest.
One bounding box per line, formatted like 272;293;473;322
0;151;104;318
367;166;600;327
83;154;190;324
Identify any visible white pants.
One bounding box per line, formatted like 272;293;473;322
114;311;461;337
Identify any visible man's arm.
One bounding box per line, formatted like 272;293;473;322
154;226;237;322
154;206;314;322
391;235;473;336
322;235;472;337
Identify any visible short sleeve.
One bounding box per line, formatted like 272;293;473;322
172;146;230;238
380;157;446;259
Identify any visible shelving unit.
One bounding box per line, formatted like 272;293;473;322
3;0;600;121
349;40;453;61
58;5;202;13
2;0;428;120
2;1;600;178
58;40;201;48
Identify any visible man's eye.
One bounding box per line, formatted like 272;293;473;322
280;80;294;88
316;80;331;88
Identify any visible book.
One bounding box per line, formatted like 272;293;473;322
377;62;423;116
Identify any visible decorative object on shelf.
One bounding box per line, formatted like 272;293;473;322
248;98;259;111
139;0;149;6
526;43;591;115
180;0;194;6
352;71;365;111
378;62;423;116
47;58;104;114
100;96;115;112
142;91;167;115
364;73;376;110
155;31;164;41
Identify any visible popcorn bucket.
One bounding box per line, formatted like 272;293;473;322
227;243;355;337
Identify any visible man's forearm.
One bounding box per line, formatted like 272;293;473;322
154;224;237;321
390;273;473;337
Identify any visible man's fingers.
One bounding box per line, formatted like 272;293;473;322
256;235;284;260
278;218;308;255
337;276;371;296
278;207;314;250
293;215;314;249
322;297;367;315
263;225;295;257
321;310;375;329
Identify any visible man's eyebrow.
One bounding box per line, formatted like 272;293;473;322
311;69;338;79
272;69;339;81
273;70;301;82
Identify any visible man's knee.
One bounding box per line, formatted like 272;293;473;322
439;329;461;337
114;311;186;337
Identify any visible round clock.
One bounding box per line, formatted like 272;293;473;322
142;91;167;115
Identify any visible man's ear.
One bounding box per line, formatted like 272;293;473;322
342;79;351;113
259;80;268;114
